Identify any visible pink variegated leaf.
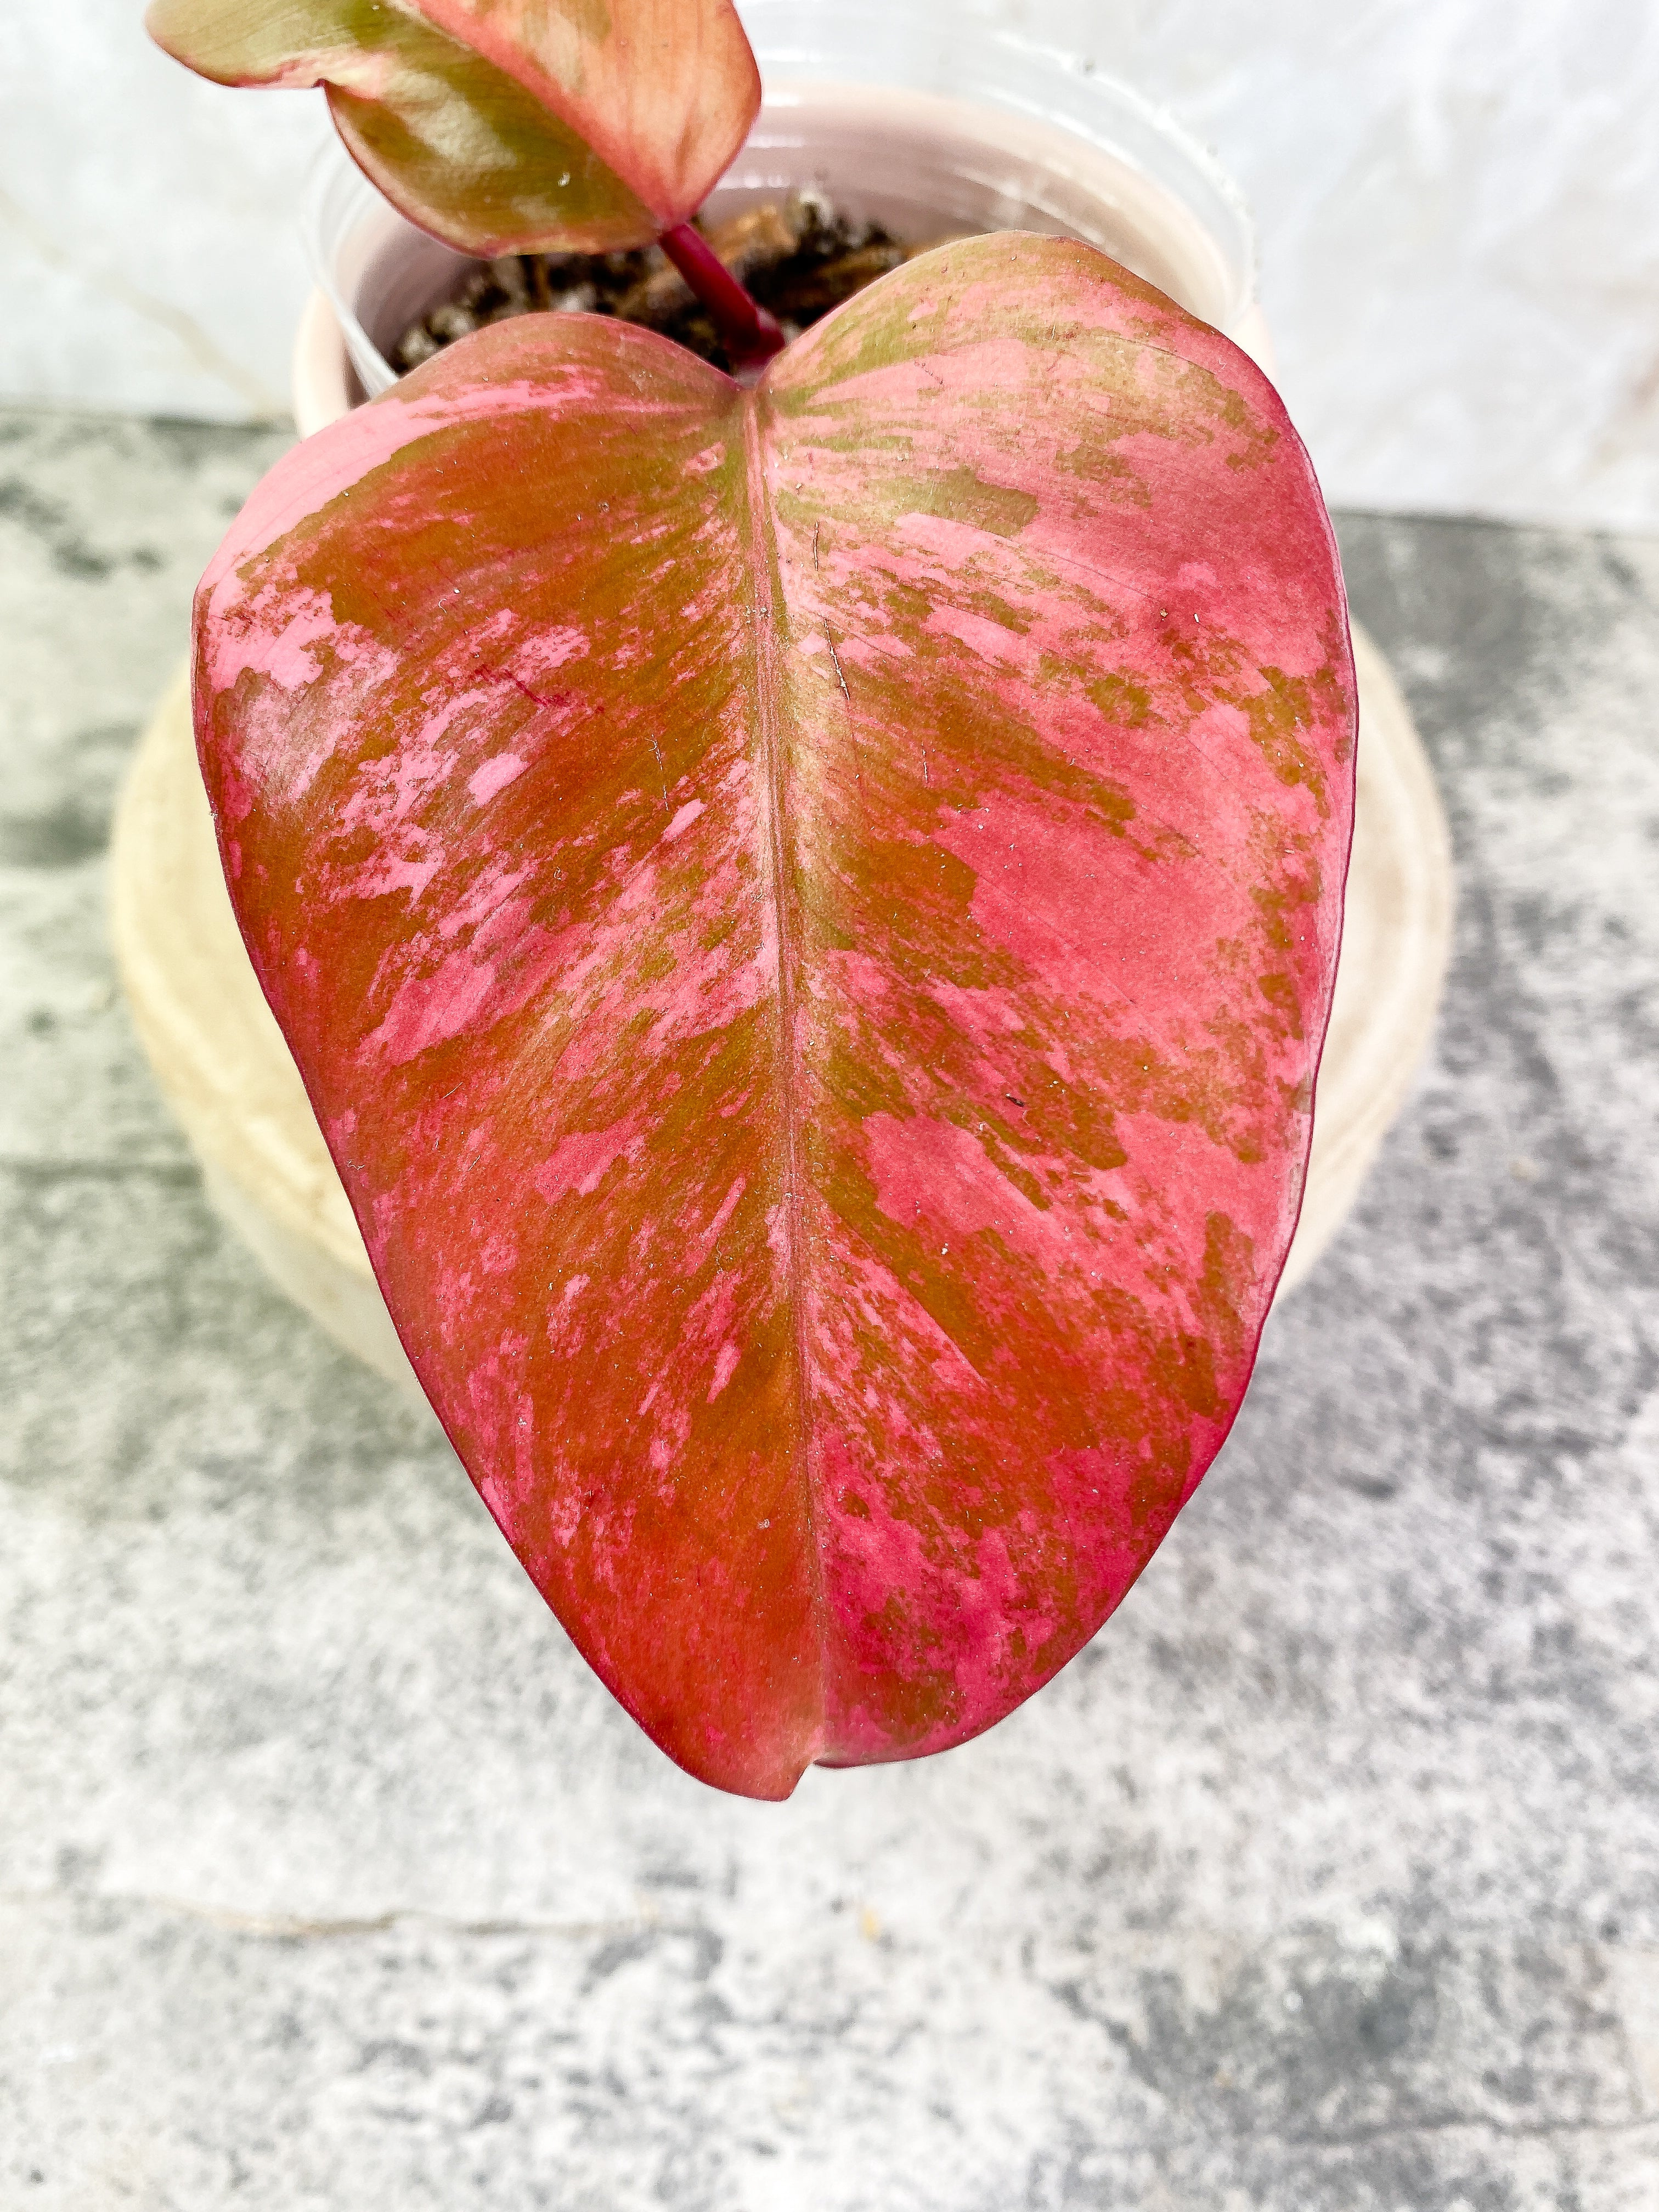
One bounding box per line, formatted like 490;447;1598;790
145;0;760;253
190;237;1355;1797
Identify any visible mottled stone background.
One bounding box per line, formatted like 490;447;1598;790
3;402;1658;2205
3;0;1657;528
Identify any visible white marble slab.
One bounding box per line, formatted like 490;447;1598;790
2;0;1655;528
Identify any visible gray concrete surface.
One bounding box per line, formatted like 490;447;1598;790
2;406;1657;2210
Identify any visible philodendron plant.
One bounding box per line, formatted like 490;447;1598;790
151;0;1356;1799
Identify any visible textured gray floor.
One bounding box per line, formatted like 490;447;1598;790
2;407;1657;2211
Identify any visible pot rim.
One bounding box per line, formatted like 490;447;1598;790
300;61;1259;413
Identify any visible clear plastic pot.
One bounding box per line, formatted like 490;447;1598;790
122;8;1452;1386
296;13;1267;429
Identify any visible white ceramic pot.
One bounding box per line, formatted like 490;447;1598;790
112;76;1453;1393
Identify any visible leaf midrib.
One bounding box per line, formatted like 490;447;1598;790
740;390;830;1731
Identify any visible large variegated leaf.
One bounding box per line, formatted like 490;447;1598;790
191;236;1356;1798
146;0;759;253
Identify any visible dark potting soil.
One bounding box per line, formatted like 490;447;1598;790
392;191;946;378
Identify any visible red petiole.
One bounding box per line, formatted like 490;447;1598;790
659;221;786;369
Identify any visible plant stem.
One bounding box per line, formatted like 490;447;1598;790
659;222;786;368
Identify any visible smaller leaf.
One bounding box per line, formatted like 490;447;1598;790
145;0;761;255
